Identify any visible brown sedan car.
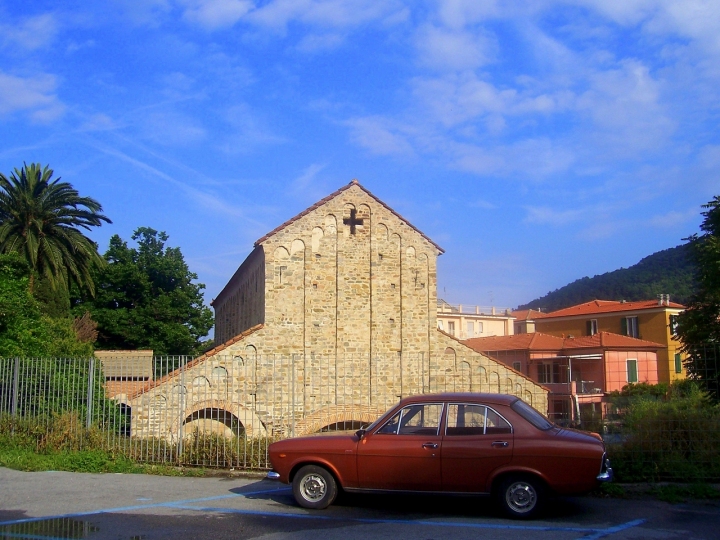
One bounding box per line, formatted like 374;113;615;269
268;393;612;518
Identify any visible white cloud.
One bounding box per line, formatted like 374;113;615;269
0;72;65;122
345;116;415;157
292;163;327;193
523;205;584;226
648;208;699;229
1;13;58;50
139;111;207;146
253;0;400;29
415;24;497;71
181;0;253;29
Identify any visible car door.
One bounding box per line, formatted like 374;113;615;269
441;403;514;493
357;402;443;491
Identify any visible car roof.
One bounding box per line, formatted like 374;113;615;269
397;393;520;407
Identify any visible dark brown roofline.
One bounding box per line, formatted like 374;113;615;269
254;179;445;254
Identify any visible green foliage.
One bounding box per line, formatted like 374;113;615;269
0;413;269;473
676;196;720;400
76;227;213;356
0;253;93;358
519;244;695;311
0;163;111;297
607;381;720;482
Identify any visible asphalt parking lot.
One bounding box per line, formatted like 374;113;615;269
1;468;719;540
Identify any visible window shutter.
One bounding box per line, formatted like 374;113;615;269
621;317;627;335
586;320;592;336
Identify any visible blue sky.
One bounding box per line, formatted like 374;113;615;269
2;1;719;324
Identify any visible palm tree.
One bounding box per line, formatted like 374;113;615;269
0;163;112;295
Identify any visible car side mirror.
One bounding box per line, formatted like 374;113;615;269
355;429;366;440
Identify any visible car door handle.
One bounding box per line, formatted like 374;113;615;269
492;441;509;448
422;443;438;449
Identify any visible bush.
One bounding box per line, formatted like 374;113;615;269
607;381;720;481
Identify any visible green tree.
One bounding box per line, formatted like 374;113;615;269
0;163;111;297
0;253;93;358
676;195;720;399
77;227;213;356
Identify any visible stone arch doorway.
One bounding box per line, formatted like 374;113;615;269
170;399;267;440
295;405;386;436
183;407;244;438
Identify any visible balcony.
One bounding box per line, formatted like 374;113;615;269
541;381;604;396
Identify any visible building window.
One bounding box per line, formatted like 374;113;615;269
513;361;521;372
538;363;552;384
670;315;679;336
627;359;638;383
675;353;682;374
622;316;639;338
478;322;484;333
437;320;444;331
587;319;598;336
448;321;455;336
467;321;474;337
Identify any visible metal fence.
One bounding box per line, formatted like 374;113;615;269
1;347;719;482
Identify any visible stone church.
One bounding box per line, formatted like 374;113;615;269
127;181;547;440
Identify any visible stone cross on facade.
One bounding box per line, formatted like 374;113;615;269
343;208;364;235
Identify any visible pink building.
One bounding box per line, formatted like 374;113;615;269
464;332;662;425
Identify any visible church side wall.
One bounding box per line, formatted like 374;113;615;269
213;247;265;344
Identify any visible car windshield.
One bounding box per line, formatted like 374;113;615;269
363;401;401;433
511;399;554;431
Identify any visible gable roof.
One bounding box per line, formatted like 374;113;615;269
254;179;444;253
464;331;664;353
511;309;547;321
535;299;685;319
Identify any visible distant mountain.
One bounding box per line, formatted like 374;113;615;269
518;244;696;312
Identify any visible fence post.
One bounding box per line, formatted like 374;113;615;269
86;358;95;429
178;357;185;462
291;354;296;438
11;357;20;418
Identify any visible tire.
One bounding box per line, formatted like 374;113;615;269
497;476;544;519
292;465;338;509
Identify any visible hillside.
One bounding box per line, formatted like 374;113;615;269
518;244;696;312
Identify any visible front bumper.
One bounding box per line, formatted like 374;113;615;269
597;457;613;482
266;470;281;480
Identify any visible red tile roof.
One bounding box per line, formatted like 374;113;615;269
254;179;444;253
540;299;684;318
464;331;663;353
464;333;564;352
511;309;547;321
564;332;664;350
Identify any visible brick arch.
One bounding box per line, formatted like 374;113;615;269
168;398;267;439
294;405;386;436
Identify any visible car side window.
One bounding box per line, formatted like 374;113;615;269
446;404;486;436
377;404;443;435
486;408;512;434
446;404;512;435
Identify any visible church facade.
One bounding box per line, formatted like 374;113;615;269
127;181;548;441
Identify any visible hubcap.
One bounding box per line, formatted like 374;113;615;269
506;481;537;513
300;474;327;502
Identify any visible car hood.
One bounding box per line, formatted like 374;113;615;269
554;427;605;447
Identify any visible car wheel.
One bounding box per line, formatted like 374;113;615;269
292;465;337;509
497;476;544;519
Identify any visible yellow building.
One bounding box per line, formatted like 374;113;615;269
523;296;686;384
